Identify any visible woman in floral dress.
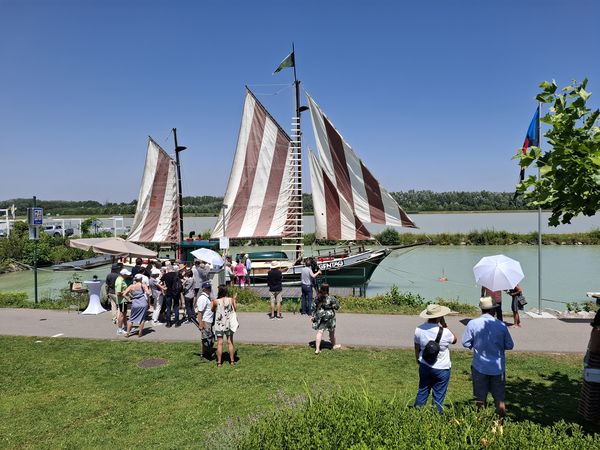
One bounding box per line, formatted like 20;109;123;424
212;285;238;367
312;283;341;354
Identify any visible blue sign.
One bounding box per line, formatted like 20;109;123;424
28;207;44;225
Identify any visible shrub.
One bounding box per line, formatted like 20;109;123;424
229;287;263;305
229;391;599;449
437;298;479;315
0;291;29;307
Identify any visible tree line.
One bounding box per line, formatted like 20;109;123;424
0;191;532;217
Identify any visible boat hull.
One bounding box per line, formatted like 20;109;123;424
247;248;391;289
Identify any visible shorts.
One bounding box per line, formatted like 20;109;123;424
270;291;282;305
117;302;128;314
214;329;234;338
471;366;505;402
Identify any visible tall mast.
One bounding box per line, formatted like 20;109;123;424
173;128;186;245
287;43;303;260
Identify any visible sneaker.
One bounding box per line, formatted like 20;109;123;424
332;344;341;350
152;321;161;326
277;315;283;320
116;329;126;336
174;322;181;328
270;315;276;320
166;323;172;328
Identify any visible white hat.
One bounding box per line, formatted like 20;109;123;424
479;296;494;310
270;260;280;268
120;269;131;276
134;273;143;281
173;264;179;270
151;268;161;276
419;304;451;319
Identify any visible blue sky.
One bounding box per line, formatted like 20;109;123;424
1;0;599;202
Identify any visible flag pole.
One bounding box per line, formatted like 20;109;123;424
536;103;542;315
291;43;303;260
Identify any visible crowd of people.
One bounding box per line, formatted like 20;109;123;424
100;256;599;424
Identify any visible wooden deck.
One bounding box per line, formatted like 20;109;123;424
248;285;361;299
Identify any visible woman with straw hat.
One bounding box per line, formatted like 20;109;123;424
413;303;457;412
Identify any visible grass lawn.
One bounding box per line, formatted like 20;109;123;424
1;336;598;449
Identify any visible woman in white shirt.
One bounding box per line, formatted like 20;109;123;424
413;304;457;412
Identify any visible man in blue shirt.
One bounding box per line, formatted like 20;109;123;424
462;296;514;418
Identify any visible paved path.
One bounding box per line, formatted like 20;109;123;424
0;308;592;353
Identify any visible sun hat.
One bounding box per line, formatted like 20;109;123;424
479;296;494;310
270;260;280;268
119;269;131;276
202;281;212;290
419;303;451;319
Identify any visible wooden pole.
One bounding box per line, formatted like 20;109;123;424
173;128;185;259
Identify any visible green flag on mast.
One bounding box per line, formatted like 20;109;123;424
273;51;295;73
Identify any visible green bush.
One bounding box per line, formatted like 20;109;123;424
437;298;479;315
0;291;29;307
229;286;263;305
228;391;599;449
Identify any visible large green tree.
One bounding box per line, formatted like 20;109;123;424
516;79;600;226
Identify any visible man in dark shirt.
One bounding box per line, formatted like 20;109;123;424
130;258;144;278
105;263;120;324
162;264;182;327
267;261;283;320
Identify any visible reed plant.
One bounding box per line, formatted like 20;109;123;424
228;390;598;449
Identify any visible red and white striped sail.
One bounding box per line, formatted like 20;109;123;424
309;150;371;240
212;89;295;239
306;93;416;229
127;138;180;243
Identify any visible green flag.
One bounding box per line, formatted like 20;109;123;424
273;51;295;73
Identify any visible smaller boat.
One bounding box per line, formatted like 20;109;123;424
52;255;114;271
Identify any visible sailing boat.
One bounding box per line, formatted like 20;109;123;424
128;132;221;261
211;87;419;290
127;137;181;244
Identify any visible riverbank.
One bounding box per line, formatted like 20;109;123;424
1;334;597;448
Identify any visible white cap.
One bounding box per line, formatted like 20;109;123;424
120;269;131;276
151;268;161;276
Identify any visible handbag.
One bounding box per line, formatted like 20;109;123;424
516;294;527;307
229;310;239;332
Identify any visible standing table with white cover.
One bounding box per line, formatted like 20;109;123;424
82;281;107;314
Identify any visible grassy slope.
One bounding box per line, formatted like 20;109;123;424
0;337;597;449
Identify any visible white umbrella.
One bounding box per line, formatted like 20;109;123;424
473;254;524;291
69;237;157;258
191;248;224;267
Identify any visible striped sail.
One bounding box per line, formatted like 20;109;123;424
127;137;180;243
211;89;295;239
309;150;371;240
306;93;416;229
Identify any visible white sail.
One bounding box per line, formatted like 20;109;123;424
212;89;295;239
309;149;371;240
127;137;180;243
306;93;416;229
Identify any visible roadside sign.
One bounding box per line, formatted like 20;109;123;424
219;236;229;249
27;207;43;226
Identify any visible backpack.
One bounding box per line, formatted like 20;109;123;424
422;327;444;365
174;276;183;293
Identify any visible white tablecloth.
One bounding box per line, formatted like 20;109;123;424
81;281;107;315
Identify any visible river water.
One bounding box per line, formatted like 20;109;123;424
2;212;600;310
59;211;600;236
